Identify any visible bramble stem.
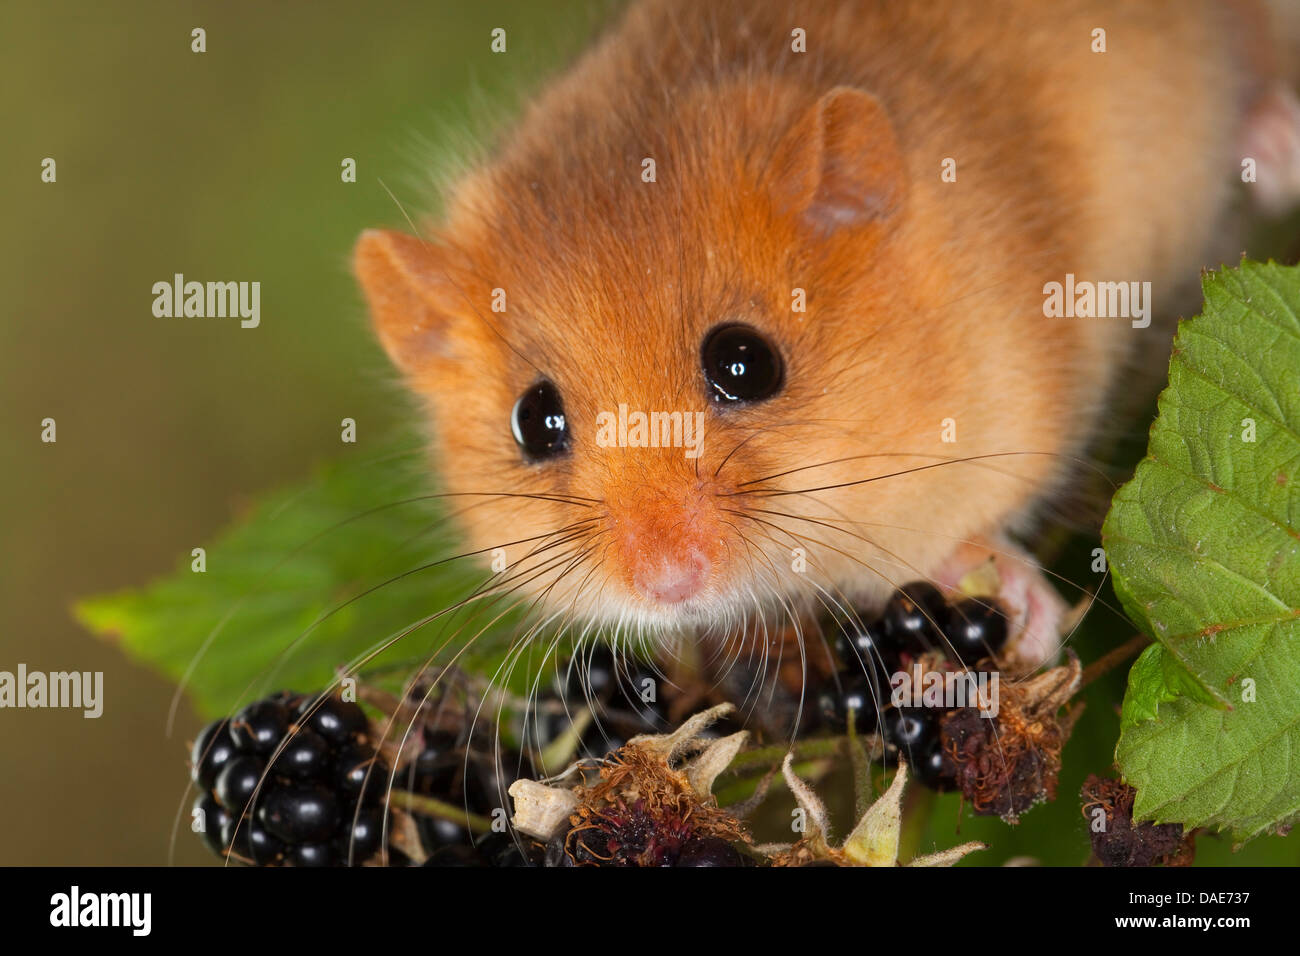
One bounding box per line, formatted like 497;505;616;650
388;790;496;835
1081;633;1152;689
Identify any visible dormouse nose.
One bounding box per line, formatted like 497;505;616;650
633;549;711;604
609;482;723;607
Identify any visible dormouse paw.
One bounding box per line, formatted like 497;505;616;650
1242;84;1300;215
934;535;1070;672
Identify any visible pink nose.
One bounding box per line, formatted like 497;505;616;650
632;550;710;604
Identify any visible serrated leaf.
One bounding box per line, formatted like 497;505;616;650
75;440;528;720
1102;260;1300;843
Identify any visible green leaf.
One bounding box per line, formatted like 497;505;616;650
1102;260;1300;843
75;439;529;721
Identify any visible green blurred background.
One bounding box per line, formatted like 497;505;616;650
0;0;600;865
2;0;1297;867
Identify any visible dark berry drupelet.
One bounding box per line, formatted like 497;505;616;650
229;699;291;755
814;673;882;734
880;582;948;653
882;707;939;766
190;719;238;790
295;694;368;745
942;598;1009;665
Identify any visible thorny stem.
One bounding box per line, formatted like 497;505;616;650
1080;633;1152;689
388;789;496;835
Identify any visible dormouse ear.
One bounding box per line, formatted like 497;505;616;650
772;87;905;234
353;228;460;375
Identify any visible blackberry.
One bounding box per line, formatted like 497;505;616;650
815;674;882;734
943;598;1009;664
832;616;896;680
258;785;340;844
188;688;391;866
290;842;338;867
192;791;232;857
229;699;290;755
190;719;238;790
271;727;332;780
336;742;389;807
675;837;744;867
880;583;946;653
911;741;953;791
338;808;385;864
214;755;265;812
882;707;938;765
296;695;368;745
221;816;284;866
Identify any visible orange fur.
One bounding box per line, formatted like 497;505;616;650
354;0;1287;640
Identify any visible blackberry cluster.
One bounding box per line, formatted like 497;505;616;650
189;690;389;866
814;582;1008;790
395;727;538;866
537;648;673;758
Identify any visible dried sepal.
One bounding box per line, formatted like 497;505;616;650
778;757;984;867
508;777;580;840
841;759;907;866
686;731;749;798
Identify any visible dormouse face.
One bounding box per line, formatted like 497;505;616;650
355;85;1066;643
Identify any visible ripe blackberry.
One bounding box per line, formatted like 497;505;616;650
943;598;1009;664
911;741;953;791
214;755;265;812
296;694;368;744
338;808;385;864
229;699;290;755
290;842;338;867
190;719;238;790
271;727;331;780
815;674;882;734
675;837;745;867
193;791;232;857
880;583;946;653
258;785;340;844
221;816;283;866
336;742;389;808
832;616;896;680
882;707;938;765
189;688;392;866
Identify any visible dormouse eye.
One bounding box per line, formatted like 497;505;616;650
511;379;570;461
700;323;784;404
